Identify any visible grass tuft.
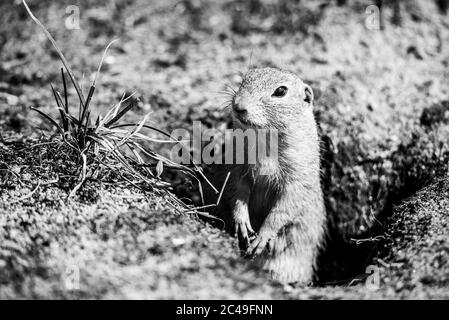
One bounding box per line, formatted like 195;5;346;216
21;0;218;219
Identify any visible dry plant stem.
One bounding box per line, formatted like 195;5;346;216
10;182;41;203
61;68;69;115
68;153;87;198
112;123;219;193
94;39;119;85
30;107;63;134
0;169;25;187
216;171;231;206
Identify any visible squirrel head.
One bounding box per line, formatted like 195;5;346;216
231;67;314;130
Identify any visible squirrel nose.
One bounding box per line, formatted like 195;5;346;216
232;97;248;115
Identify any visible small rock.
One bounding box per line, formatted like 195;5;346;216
0;92;19;106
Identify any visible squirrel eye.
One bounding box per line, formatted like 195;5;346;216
272;86;288;97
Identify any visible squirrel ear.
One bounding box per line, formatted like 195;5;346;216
304;85;313;104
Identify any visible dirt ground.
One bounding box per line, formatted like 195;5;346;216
0;0;448;299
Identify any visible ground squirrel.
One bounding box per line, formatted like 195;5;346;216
204;67;326;284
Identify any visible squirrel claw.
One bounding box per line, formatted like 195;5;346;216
245;234;271;258
234;220;255;249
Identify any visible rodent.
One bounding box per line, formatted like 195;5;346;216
204;67;326;284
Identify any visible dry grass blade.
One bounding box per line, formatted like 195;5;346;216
128;132;177;144
68;153;87;198
109;113;151;153
11;182;41;203
79;39;118;131
104;99;136;128
30;107;63;134
22;0;85;105
93;39;119;86
98;92;135;129
216;171;230;205
111;123;218;193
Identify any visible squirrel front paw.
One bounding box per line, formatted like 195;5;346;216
245;233;273;257
234;219;255;249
